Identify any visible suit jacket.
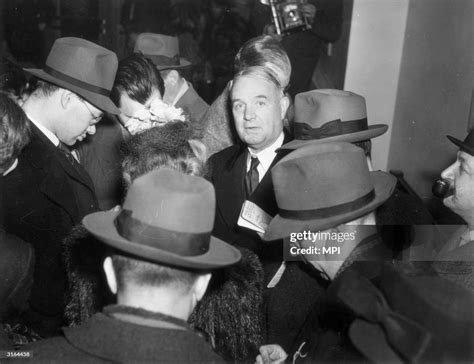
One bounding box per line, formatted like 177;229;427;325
0;124;98;337
24;305;223;363
176;82;209;129
208;135;326;352
78;116;125;210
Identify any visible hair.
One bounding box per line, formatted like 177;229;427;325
121;121;207;186
0;92;31;172
353;139;372;159
111;253;199;292
232;65;284;97
24;78;61;98
234;35;291;89
0;58;28;99
111;53;165;107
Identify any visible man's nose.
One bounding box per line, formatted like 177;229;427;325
87;125;96;135
441;161;457;180
244;105;256;120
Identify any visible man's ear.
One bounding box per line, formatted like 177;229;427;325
60;90;77;110
103;256;118;295
279;94;290;120
193;273;212;302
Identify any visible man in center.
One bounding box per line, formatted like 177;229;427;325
208;65;324;351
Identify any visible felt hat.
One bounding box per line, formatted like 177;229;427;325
331;264;474;362
263;142;397;241
83;169;241;270
134;33;192;70
280;89;388;150
447;129;474;156
24;37;119;115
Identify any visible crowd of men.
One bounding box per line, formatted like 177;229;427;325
0;32;472;363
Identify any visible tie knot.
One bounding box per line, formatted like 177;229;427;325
58;142;71;154
250;156;260;171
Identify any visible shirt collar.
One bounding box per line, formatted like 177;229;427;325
2;158;18;176
171;79;189;106
247;132;285;172
27;114;60;147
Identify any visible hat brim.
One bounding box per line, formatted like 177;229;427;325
83;210;241;270
447;135;474;156
263;171;397;241
24;68;120;115
148;57;192;71
279;124;389;151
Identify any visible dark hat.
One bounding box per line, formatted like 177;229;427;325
447;129;474;156
134;33;192;70
263;142;397;241
83;169;241;270
24;37;120;115
280;89;388;150
332;264;474;362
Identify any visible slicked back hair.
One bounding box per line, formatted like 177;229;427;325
234;35;291;89
111;53;165;107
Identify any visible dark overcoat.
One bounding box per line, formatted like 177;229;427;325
23;305;223;363
0;123;98;337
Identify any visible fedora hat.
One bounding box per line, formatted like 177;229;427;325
24;37;119;115
280;89;388;150
263;142;396;241
83;169;241;270
332;265;474;362
134;33;192;70
447;129;474;156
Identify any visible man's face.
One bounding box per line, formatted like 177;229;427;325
231;75;288;153
58;96;103;146
441;151;474;222
118;88;162;126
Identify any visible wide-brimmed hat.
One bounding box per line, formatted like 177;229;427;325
24;37;119;115
332;264;474;362
134;33;192;70
263;142;397;241
83;169;241;270
280;89;388;150
447;129;474;156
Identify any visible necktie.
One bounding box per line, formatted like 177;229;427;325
58;142;81;169
246;156;260;196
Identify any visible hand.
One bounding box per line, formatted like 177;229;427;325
256;344;288;364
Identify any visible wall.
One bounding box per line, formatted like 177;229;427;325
388;0;473;205
344;0;410;171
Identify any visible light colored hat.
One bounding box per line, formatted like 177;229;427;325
83;169;241;270
263;142;396;241
280;89;388;150
24;37;119;115
134;33;192;70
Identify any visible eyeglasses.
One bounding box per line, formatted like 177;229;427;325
80;99;103;124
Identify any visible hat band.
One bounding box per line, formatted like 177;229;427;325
114;209;210;256
294;118;368;140
279;189;375;220
145;54;180;67
44;65;111;97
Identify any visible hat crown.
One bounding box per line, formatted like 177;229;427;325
295;89;367;127
134;33;179;58
123;169;215;234
46;37;118;91
273;142;374;215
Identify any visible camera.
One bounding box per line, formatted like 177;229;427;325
263;0;311;36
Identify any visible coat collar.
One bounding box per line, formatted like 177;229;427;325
63;305;200;362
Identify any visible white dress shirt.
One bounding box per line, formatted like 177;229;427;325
246;132;285;182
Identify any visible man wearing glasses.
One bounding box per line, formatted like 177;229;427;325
0;37;119;338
